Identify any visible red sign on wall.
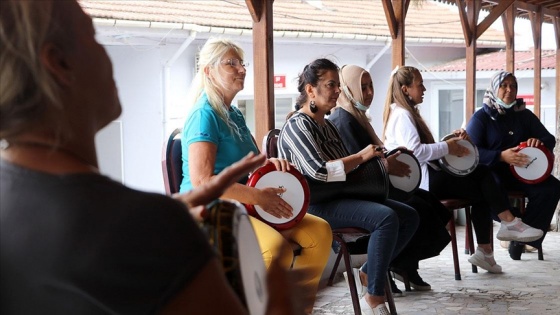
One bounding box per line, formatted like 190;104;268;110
274;75;286;88
517;94;534;105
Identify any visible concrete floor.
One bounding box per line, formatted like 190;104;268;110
312;224;560;315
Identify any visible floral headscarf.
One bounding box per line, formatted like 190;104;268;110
483;70;524;117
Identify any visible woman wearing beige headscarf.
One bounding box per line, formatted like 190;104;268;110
329;64;452;294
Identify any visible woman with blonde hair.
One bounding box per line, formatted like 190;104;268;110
329;64;451;293
0;1;299;314
382;66;543;274
180;37;332;313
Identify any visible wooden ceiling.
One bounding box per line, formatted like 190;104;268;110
435;0;560;24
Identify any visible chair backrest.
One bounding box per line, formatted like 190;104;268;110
162;128;183;195
261;129;280;159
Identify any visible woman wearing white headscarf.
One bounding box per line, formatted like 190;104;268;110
466;70;560;260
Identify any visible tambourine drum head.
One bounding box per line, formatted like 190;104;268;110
237;213;268;315
439;139;479;176
511;146;553;184
246;164;309;230
388;151;421;193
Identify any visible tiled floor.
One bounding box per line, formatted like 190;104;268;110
312;224;560;314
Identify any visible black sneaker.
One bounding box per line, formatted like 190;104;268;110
407;270;431;291
388;276;405;297
508;241;525;260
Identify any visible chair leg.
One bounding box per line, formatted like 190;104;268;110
464;206;478;273
538;246;544;260
448;214;461;280
328;235;344;286
385;273;397;315
390;268;411;292
340;244;361;315
463;207;476;256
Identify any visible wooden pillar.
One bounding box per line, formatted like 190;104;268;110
457;0;480;123
555;17;560;128
502;4;516;73
246;0;274;146
529;6;543;119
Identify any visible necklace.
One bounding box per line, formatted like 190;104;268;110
1;139;98;172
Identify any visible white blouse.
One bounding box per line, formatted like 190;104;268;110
383;103;448;190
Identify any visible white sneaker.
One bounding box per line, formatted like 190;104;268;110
359;297;390;315
496;218;543;242
343;268;366;298
468;247;502;273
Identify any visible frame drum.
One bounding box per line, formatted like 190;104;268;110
203;199;268;315
439;133;479;177
246;163;310;230
386;148;421;195
510;142;554;184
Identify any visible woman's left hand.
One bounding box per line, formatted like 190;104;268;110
453;128;470;141
526;138;543;147
268;158;291;172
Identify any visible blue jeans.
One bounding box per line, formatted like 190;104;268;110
308;198;418;296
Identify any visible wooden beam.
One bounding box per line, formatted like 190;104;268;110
503;3;516;72
476;0;514;39
245;0;262;23
529;6;543;119
456;0;473;47
249;0;274;144
382;0;398;39
383;0;409;68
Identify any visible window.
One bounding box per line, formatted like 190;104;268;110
236;97;296;134
437;88;486;139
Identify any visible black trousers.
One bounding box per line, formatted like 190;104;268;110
391;188;451;271
428;164;509;245
489;163;560;247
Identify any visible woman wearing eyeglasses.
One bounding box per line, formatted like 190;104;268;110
179;37;332;314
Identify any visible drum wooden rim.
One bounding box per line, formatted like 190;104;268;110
510;142;554;184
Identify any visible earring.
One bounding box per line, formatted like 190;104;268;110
310;100;318;113
407;94;412;100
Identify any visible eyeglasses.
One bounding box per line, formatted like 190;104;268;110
221;58;249;68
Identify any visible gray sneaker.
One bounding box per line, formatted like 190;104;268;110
496;218;543;242
468;247;502;273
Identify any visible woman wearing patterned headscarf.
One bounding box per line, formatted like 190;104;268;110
466;70;560;260
329;64;451;294
383;66;543;274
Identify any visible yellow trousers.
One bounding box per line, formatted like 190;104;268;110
250;214;332;313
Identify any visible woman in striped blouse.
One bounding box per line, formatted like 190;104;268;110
278;58;419;315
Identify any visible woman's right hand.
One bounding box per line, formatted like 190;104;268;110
445;137;470;157
357;144;385;162
500;146;529;167
256;187;294;219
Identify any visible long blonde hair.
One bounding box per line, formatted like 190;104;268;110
382;66;434;144
0;0;73;141
185;37;245;135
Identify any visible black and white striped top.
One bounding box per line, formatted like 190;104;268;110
278;112;349;183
